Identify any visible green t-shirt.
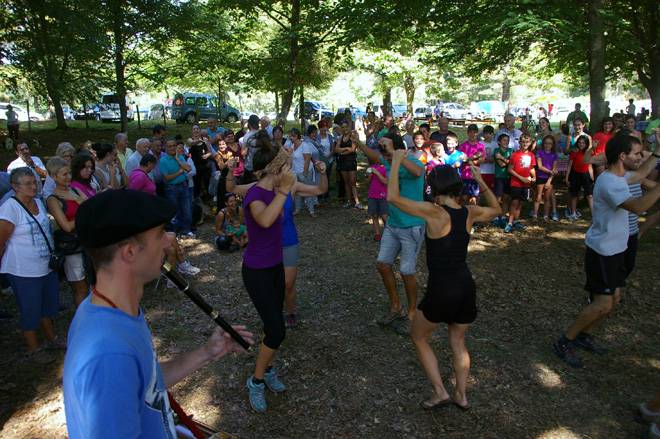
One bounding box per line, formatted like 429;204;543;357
645;118;660;135
381;156;425;228
493;147;512;179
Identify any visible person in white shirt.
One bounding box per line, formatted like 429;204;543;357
239;115;261;182
125;138;151;175
260;116;273;138
290;128;317;217
114;132;133;170
7;140;47;198
553;134;660;368
5;105;19;140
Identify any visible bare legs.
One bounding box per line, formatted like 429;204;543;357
284;266;298;315
254;343;276;380
566;292;616;340
24;318;56;353
376;263;417;320
411;312;471;407
341;171;359;205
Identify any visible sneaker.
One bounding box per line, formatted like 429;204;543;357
513;221;525;231
378;308;405;326
354;203;364;210
551;212;559;221
575;210;582;218
542;215;549;221
178;260;200;276
285;313;298;329
246;377;267;412
552;337;583;368
374;234;381;242
564;208;571;219
181;232;196;239
529;212;537;219
574;332;608;355
504;223;513;233
264;368;286;393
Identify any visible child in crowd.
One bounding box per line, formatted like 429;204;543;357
480;125;497;190
505;133;536;233
565;134;593;220
532;135;559;221
493;134;512;226
214;192;247;252
443;134;465;173
366;159;389;241
459;124;486;205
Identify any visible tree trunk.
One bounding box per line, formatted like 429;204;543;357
501;70;511;104
274;91;280;116
587;0;606;133
43;73;67;129
299;87;305;131
111;0;128;132
404;74;415;115
276;0;300;125
382;87;392;117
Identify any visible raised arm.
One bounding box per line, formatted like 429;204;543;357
352;130;381;163
466;165;502;223
620;183;660;214
293;161;328;197
626;153;658;184
248;167;296;228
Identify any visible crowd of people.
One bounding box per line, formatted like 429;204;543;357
0;102;659;437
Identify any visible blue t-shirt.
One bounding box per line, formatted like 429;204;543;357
282;193;298;247
159;154;187;185
207;127;226;141
63;296;176;439
381;156;425;228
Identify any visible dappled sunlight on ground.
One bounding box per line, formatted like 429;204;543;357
533;363;564;389
536;427;582;439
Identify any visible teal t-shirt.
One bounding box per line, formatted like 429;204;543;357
381;156;425;228
159;154;186;185
493;147;512;179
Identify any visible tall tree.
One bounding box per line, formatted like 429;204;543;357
2;0;104;129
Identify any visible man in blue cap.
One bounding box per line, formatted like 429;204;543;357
63;189;253;438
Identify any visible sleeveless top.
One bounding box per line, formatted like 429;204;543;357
49;188;82;221
425;206;470;274
338;136;357;162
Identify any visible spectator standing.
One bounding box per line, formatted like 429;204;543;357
45;157;88;307
7;140;47;198
625;98;636;117
495;114;523;151
0;168;61;354
114;133;133;170
5;105;19;140
128;154;157;195
43;142;75;198
125;138;152;175
160;138;193;238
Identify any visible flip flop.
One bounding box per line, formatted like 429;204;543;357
420;398;453;410
452;401;471;411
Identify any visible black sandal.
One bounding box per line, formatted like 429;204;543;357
420;397;453;410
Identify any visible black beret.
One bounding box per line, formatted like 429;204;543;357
76;189;176;248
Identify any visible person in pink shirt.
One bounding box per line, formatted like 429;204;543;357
367;159;388;241
459;124;486;205
128;154;157;195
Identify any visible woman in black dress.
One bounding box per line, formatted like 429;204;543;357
333;121;362;208
387;150;501;411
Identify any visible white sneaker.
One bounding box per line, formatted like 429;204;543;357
178;260;200;276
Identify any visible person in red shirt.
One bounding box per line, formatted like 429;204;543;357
565;134;594;220
591;117;614;177
505;134;536;233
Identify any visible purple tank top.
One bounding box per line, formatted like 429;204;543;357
243;185;283;269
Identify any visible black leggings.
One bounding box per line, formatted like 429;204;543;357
242;263;286;349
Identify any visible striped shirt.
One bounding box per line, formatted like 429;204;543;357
628;180;642;235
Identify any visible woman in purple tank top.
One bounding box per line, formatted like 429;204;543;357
241;130;297;413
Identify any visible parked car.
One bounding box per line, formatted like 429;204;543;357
391;104;408;118
295;100;334;121
99;93;134;123
440;102;469;122
470;101;505;121
0;103;46;122
171;92;241;124
60;105;76;120
74;104;102;120
413;106;433;120
336;106;367;121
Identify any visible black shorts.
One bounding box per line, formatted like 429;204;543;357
337;155;357;172
494;178;510;197
419;269;477;324
623;233;638;279
569;171;593;197
584;246;627;296
510;186;530;201
536;177;549;186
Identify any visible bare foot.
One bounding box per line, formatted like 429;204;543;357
421;389;451;409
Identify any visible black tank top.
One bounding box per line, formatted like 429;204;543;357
339;136;356;160
426;206;470;272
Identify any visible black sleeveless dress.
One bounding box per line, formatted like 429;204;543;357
418;206;477;324
336;136;357;172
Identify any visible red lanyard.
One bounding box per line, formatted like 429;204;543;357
92;286;119;309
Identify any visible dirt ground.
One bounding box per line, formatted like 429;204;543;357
0;122;658;438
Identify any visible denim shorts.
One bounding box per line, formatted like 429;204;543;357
7;271;59;330
376;224;425;275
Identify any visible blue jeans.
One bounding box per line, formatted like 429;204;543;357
165;183;192;234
